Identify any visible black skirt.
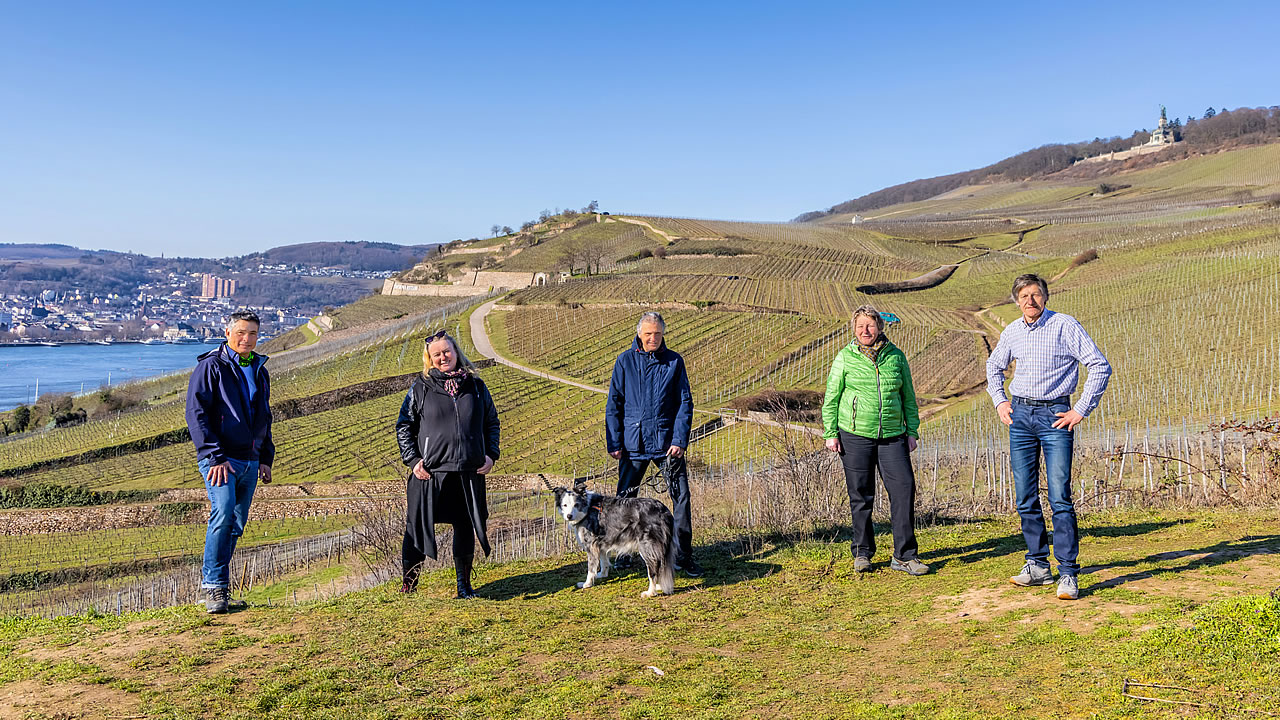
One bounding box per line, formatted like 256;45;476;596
405;469;490;561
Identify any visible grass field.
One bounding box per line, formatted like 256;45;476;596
2;509;1277;719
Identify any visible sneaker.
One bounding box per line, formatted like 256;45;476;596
1009;562;1054;587
399;580;417;594
205;588;229;614
1057;575;1079;600
890;557;930;576
676;558;705;578
853;556;873;573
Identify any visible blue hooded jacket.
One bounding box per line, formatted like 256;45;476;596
185;343;275;467
605;336;694;460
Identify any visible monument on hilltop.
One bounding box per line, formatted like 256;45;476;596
1074;105;1180;166
1146;105;1175;147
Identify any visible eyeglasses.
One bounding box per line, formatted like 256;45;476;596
424;329;447;344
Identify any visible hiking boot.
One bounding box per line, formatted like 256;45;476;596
1057;574;1079;600
676;557;705;578
205;588;229;614
399;579;417;594
890;557;930;576
455;581;479;600
1009;562;1054;587
853;556;873;573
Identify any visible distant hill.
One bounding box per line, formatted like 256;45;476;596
241;241;436;272
0;240;435;309
797;105;1280;221
0;243;112;261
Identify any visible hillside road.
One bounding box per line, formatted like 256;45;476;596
470;298;607;395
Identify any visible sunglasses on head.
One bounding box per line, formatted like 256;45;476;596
425;330;448;344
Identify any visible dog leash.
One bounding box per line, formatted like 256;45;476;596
636;455;677;497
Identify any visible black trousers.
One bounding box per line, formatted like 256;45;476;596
402;472;477;587
837;431;918;561
617;453;694;563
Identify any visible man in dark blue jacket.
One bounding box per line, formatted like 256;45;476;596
186;310;275;613
606;311;702;576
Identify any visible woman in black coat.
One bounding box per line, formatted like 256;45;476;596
395;331;500;598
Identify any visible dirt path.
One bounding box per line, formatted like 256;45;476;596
470;298;607;395
609;216;677;243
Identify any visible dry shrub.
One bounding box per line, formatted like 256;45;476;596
728;389;823;423
746;396;844;537
352;487;408;584
1070;249;1099;268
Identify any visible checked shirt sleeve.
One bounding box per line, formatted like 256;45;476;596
985;330;1014;408
1066;318;1111;417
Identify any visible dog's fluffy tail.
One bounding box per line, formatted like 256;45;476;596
659;514;677;595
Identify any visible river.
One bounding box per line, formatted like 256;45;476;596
0;343;219;411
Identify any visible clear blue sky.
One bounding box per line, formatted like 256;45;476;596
2;0;1276;257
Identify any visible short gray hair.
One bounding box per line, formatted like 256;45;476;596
636;311;666;334
851;305;885;333
226;310;261;330
1011;274;1049;302
423;331;475;371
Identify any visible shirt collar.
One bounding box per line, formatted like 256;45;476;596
1022;309;1053;330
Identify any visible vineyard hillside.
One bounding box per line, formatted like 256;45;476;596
3;133;1280;719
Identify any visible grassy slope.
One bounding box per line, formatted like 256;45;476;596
2;509;1277;719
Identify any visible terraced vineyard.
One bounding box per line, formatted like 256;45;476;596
1116;142;1280;189
0;320;462;475
7;136;1280;630
0;516;353;575
506;274;975;321
324;294;464;330
489;306;985;405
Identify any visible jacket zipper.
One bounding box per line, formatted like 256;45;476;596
874;360;883;439
453;395;462;463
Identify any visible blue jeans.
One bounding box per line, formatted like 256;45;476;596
1009;399;1078;576
199;457;259;589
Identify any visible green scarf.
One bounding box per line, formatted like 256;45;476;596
856;334;889;363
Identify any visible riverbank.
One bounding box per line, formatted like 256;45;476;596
0;344;214;410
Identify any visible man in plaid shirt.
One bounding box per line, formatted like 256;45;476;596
986;274;1111;600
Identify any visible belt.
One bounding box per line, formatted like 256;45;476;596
1011;395;1069;407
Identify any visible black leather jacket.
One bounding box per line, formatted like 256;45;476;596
396;372;500;473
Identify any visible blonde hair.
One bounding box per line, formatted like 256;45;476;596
851;305;885;333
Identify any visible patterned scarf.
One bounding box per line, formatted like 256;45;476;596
428;367;469;397
856;334;889;363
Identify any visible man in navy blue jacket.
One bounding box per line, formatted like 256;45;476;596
606;311;702;576
186;310;275;613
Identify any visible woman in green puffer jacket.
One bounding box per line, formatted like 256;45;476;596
822;305;928;576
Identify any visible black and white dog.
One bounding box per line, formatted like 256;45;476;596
543;477;677;597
